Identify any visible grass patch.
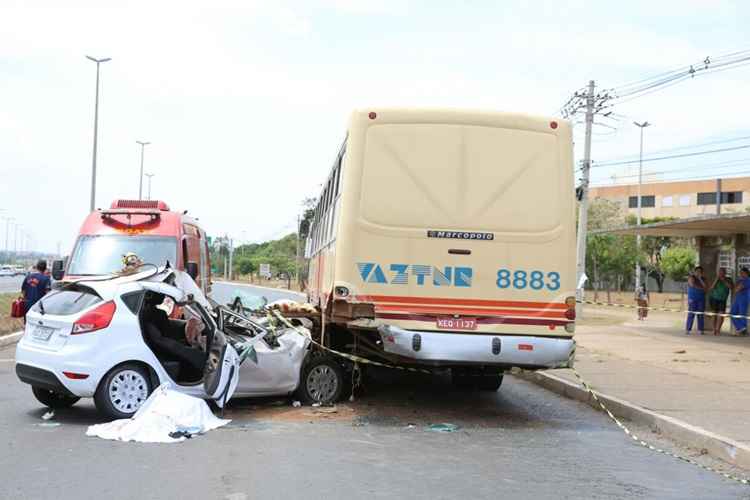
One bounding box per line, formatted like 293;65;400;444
0;293;23;336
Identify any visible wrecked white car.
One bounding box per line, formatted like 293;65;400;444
15;266;346;420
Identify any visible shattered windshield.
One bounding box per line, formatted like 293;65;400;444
67;235;178;276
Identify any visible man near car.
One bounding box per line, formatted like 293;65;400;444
21;260;51;318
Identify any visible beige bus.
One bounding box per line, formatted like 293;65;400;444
306;109;576;389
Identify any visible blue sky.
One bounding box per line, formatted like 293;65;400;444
1;0;749;253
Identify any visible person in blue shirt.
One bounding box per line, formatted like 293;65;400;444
730;267;750;335
685;266;706;335
21;260;51;316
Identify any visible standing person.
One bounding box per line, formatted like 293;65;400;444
685;265;706;335
730;267;750;336
708;267;733;336
21;260;52;317
635;284;649;320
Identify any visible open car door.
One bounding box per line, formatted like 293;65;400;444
186;304;240;408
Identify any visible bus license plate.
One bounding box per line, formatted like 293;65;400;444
436;317;477;331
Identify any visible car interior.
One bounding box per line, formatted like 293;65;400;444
138;291;211;385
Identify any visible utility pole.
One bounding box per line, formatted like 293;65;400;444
2;216;12;264
227;237;234;281
295;214;301;288
575;80;596;315
145;173;155;200
86;56;111;212
716;178;722;215
634;121;651;292
136;141;150;200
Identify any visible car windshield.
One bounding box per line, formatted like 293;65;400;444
67;235;178;276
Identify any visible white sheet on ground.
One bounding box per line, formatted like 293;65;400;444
86;383;230;443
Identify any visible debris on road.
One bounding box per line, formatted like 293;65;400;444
86;383;230;443
427;423;459;433
292;400;302;408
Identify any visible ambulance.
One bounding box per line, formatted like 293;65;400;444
53;200;211;294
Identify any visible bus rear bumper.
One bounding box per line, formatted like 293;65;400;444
377;325;575;369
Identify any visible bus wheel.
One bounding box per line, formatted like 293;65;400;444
476;374;503;391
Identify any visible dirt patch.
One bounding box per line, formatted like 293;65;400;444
0;293;23;336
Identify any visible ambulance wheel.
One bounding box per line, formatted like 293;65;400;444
32;387;80;409
94;363;153;420
298;356;345;404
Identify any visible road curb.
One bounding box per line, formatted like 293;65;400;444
516;370;750;470
0;331;22;349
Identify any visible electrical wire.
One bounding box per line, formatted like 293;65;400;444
596;135;750;164
592;143;750;168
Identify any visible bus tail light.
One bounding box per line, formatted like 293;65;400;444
564;296;576;333
72;301;116;334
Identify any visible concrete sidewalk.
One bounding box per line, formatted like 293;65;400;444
554;309;750;446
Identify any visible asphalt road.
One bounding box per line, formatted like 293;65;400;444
1;280;746;499
0;275;23;293
0;344;746;499
210;281;305;306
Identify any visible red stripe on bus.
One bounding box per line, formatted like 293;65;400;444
376;313;570;327
354;295;568;310
374;303;567;318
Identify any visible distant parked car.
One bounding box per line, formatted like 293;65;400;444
0;265;14;277
14;266;26;276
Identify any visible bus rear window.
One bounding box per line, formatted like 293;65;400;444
360;123;561;233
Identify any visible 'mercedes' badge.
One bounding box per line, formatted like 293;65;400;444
427;230;494;241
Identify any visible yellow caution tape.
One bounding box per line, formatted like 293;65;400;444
566;366;749;486
579;299;750;321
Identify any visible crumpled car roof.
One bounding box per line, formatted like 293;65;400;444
71;267;211;308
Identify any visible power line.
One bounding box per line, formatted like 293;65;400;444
590;170;750;187
592;143;750;168
592;157;750;181
593;134;750;164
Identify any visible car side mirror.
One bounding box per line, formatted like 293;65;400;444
52;260;64;280
186;262;199;280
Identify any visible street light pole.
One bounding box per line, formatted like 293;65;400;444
145;173;155;200
136;141;151;199
2;216;13;264
86;56;111;213
634;121;651;292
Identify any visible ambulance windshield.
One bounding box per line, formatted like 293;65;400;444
67;235;178;276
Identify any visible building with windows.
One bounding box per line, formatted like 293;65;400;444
588;177;750;219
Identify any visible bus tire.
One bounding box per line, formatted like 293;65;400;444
476;374;503;391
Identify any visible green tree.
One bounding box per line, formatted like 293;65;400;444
626;214;679;293
662;246;697;284
585;199;637;293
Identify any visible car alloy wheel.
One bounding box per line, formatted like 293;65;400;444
306;364;339;403
108;369;149;414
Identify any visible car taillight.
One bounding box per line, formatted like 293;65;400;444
565;296;576;320
72;301;116;334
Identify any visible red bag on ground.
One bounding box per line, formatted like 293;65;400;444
10;297;26;318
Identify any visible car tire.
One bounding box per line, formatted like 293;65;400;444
94;363;153;420
297;356;345;405
31;386;80;409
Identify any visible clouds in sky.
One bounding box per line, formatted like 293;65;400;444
1;0;748;252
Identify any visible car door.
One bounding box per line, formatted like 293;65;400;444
187;303;240;407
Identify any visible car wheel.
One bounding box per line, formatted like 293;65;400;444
31;386;80;409
94;363;153;420
297;356;344;405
